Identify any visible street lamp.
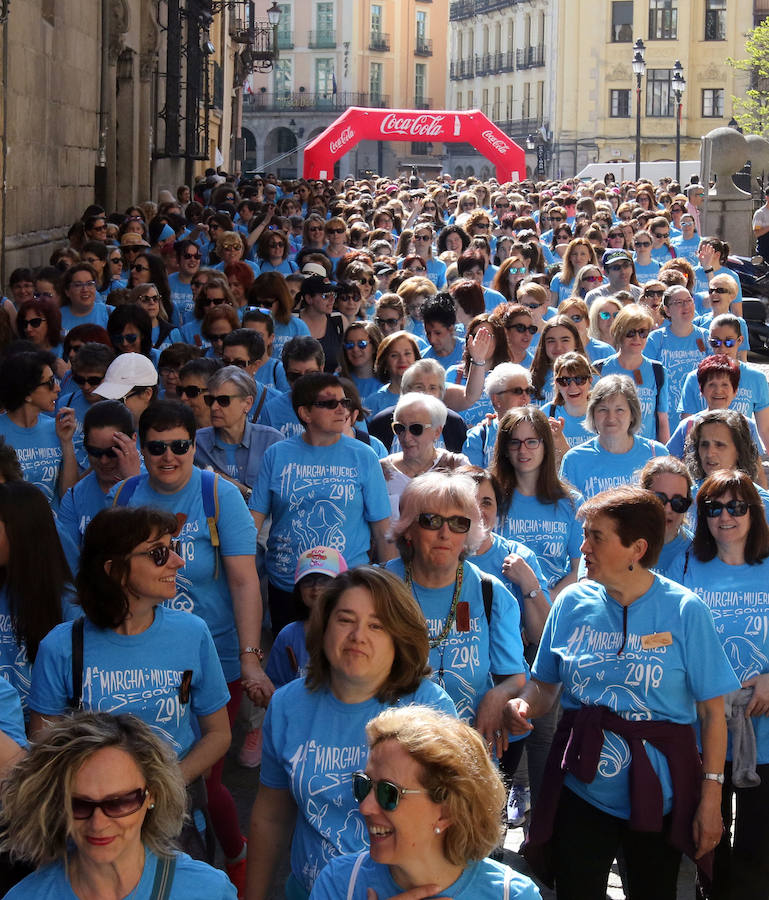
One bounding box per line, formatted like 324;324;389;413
672;60;686;184
632;37;646;181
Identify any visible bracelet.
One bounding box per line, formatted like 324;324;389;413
703;772;724;784
469;358;487;367
240;646;264;662
704;267;714;273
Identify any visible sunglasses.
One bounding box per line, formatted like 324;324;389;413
607;262;632;272
344;340;369;350
417;512;471;533
709;337;737;349
203;296;227;306
176;385;207;398
128;541;181;567
85;444;117;459
191;280;206;288
633;241;651;248
312;397;353;410
221;244;242;251
625;328;649;339
73;374;105;388
708;287;731;295
506;322;538;335
495;386;535;398
71;787;149;821
507;266;527;275
182;252;201;260
407;266;426;273
549;216;564;223
326;228;346;235
703;499;751;518
131;264;150;272
139;294;161;303
598;310;619;320
352;772;426;812
555;375;589;387
644;289;664;298
508;437;543;450
414;234;432;241
37;376;57;390
654;491;692;514
653;232;669;239
21;317;44;328
392;422;432;436
375;316;400;328
144;439;193;456
112;334;139;346
204;394;244;408
223;357;250;369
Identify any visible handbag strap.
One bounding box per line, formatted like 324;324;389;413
346;851;368;900
149;855;177;900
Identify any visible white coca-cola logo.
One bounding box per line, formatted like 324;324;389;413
330;126;355;154
380;113;445;137
482;130;508;154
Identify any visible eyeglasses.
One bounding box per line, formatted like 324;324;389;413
555;375;589;387
417;512;471;533
633;241;651;248
33;290;56;300
549;216;564;223
653;491;692;514
344;340;369;350
21;317;44;329
668;297;692;307
223;357;250;369
414;234;432;241
598;310;619;320
708;287;731;295
392;422;432;437
581;275;602;282
73;374;105;388
85;444;117;459
653;232;669;239
352;772;427;812
703;499;751;518
359;278;376;286
375;316;400;328
131;540;182;566
508;437;543;450
709;337;737;349
182;252;201;260
624;328;649;339
506;322;538;335
191;280;206;289
407;266;426;273
37;377;57;390
311;397;353;410
144;439;193;456
71;787;149;821
495;386;535;398
176;385;207;398
71;280;97;290
507;266;527;275
112;334;139;346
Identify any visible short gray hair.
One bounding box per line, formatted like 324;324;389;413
394;393;448;429
401;358;446;397
207;365;257;401
585;374;642;435
485;362;531;396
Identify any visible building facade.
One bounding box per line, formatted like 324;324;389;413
242;0;449;179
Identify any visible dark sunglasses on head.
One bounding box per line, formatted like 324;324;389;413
555;375;589;387
85;444;117;459
71;787;148;821
654;491;692;514
312;397;353;410
204;394;243;408
506;322;538;335
392;422;431;436
625;328;649;339
128;540;181;567
704;499;751;518
144;439;193;456
352;772;426;811
417;512;472;533
21;317;44;329
112;334;139;346
176;385;207;398
709;337;737;349
73;374;105;388
344;340;369;350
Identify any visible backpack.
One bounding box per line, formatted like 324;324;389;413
112;470;222;578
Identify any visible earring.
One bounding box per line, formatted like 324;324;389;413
628;563;634;571
149;803;155;809
434;827;441;835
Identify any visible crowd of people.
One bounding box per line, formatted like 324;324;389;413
0;168;763;899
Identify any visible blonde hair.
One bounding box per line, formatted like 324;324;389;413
366;706;506;865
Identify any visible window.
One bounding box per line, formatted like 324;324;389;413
457;91;463;109
316;1;333;33
274;59;292;98
417;10;427;41
610;89;631;117
705;0;726;40
649;0;677;39
611;1;633;42
370;62;383;103
493;86;501;120
411;142;429;154
523;81;531;118
702;88;724;117
646;68;675;116
415;63;426;106
371;4;382;33
537;81;544;118
316;58;335;100
482;88;489;116
507;19;514;50
506;84;514;119
467;89;473;107
494;23;502;53
276;3;292;48
482;24;489;55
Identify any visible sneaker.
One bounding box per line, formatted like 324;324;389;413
238;727;263;768
226;840;247;899
507;785;531;827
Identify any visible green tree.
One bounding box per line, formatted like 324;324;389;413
729;18;769;137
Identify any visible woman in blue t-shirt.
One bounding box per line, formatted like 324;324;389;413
638;456;693;577
668;470;769;898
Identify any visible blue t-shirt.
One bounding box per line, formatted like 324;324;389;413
5;848;236;899
310;853;542;900
533;575;740;818
255;356;290;393
107;469;257;682
385;558;527;723
594;355;668;440
497;490;584;588
645;326;708;413
168;273;195;326
560;435;669;499
273;315;311;359
0;676;27;749
677;360;769;420
549;272;576;303
667;552;769;764
446;364;494;428
468;533;550;620
56;471;110;572
539;402;592;449
423;338;465;372
260;677;456;894
264;620;308;688
363;385;404;420
250;435;391;591
0;413;63;509
30;606;229;758
584;337;615;364
633;259;662;284
60;303;112;335
259;391;303;437
671;235;699;265
55;387;94;471
462;415;498;468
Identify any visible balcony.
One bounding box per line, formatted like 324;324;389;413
497;117;544;142
415;37;433;56
449;57;475;80
369;31;390;51
413;96;432;109
449;0;475;21
516;45;545;69
308;30;336;48
243;91;389;113
276;32;294;50
476;0;516;11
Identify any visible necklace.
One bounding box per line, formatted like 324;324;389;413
405;563;464;648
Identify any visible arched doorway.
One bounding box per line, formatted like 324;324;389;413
264;126;298;179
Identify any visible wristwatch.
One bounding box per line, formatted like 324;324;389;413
240;646;265;662
470;358;487;367
703;772;725;784
525;587;541;599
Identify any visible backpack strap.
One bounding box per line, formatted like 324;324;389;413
593;360;604;376
549;402;557;418
69;616;85;710
149;855;177;900
479;572;494;626
112;476;141;508
650;360;664;420
250;385;269;423
346;851;369;900
200;470;221;580
503;866;512;900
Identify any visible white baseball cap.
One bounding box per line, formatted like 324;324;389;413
94;353;158;400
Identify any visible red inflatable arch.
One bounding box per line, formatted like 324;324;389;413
302;108;525;183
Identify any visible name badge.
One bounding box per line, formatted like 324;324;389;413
641;631;672;650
